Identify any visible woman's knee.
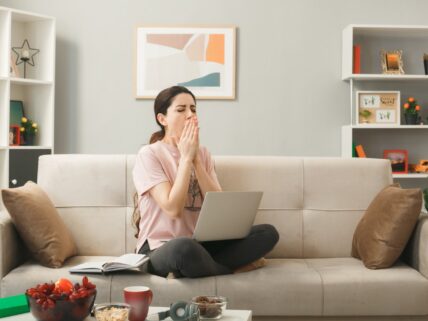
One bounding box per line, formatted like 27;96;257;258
255;224;280;247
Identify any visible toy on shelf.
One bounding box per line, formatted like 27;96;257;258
409;160;428;173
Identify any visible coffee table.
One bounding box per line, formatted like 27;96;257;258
1;306;252;321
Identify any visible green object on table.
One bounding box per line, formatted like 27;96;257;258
352;143;357;157
0;294;29;318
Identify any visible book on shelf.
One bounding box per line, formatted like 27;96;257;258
69;253;149;274
353;45;361;74
355;144;367;158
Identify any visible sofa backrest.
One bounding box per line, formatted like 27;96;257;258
37;154;392;258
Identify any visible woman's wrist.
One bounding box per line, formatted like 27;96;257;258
180;156;194;166
193;154;202;168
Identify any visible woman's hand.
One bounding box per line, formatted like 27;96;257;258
174;117;199;163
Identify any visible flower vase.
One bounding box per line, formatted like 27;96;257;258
24;133;35;145
404;113;418;125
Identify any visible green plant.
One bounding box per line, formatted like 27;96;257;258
20;117;38;135
403;97;421;115
359;109;372;120
424;188;428;212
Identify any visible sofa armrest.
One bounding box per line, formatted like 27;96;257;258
403;212;428;278
0;210;27;279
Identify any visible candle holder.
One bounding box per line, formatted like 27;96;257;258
12;39;40;79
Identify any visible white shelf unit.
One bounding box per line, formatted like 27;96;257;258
0;6;55;193
342;25;428;181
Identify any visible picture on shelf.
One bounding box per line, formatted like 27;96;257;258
356;91;400;125
9;126;21;146
9;55;19;77
10;100;24;126
380;50;404;74
383;149;408;174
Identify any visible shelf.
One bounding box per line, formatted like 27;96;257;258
343;74;428;81
393;173;428;179
347;125;428;129
350;24;428;37
10;77;52;86
9;146;52;150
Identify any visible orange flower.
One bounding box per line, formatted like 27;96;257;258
416;105;421;111
408;97;415;103
404;103;409;109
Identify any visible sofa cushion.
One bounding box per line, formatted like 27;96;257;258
1;256;112;302
306;258;428;316
351;184;422;269
57;207;127;256
215;259;323;315
1;181;77;268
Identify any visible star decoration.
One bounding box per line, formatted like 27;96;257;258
12;39;40;66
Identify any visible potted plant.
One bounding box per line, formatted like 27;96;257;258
359;109;372;123
20;117;38;145
403;97;422;125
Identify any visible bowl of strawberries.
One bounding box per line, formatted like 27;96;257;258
26;276;97;321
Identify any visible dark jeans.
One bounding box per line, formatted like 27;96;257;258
138;224;279;278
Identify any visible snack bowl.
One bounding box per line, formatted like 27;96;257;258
26;276;97;321
93;303;131;321
26;291;96;321
191;296;227;319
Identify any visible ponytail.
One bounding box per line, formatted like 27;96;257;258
149;130;165;144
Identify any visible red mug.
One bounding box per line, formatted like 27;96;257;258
123;286;153;321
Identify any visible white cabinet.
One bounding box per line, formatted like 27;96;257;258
341;25;428;181
0;6;55;193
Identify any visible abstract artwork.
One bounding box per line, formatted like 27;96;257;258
136;26;236;99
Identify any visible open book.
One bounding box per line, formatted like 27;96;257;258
69;253;149;274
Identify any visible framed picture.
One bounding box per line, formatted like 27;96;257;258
381;50;404;74
135;25;236;99
356;91;400;125
9;125;21;146
384;149;408;174
10;100;24;126
9;55;19;77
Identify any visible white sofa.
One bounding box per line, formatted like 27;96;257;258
1;154;428;321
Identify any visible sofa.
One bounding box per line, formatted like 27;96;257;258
1;154;428;321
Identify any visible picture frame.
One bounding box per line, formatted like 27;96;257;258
383;149;408;174
9;55;19;77
135;25;236;99
381;50;404;74
10;100;24;126
9;125;21;146
356;91;400;125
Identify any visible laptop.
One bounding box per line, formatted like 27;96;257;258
192;191;263;242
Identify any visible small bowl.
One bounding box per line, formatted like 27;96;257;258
93;303;131;321
26;292;96;321
191;296;227;319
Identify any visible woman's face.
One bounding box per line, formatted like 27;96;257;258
158;93;197;139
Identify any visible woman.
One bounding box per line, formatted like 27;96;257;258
133;86;279;278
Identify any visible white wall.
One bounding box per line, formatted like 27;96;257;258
0;0;427;156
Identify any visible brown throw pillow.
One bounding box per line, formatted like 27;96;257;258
2;181;77;268
352;183;422;269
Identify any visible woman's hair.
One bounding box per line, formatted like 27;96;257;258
132;86;197;239
149;86;196;144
